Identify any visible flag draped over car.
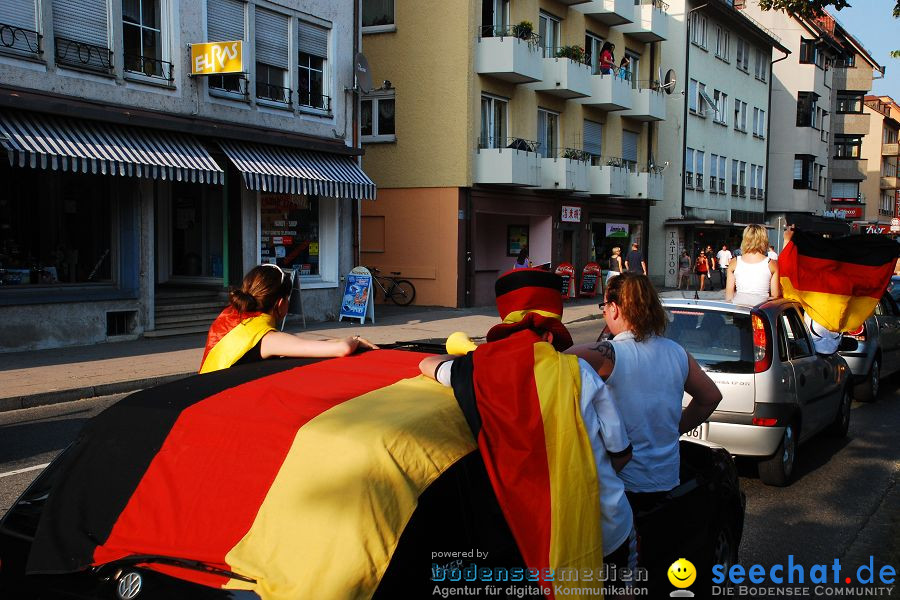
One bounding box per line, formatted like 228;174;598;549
779;230;899;332
450;329;604;600
26;350;476;600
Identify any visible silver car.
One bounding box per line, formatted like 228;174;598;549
662;298;852;487
838;293;900;401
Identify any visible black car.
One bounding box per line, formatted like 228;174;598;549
1;343;745;599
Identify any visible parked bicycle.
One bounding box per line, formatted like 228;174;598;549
368;267;416;306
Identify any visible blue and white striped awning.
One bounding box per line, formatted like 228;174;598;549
0;110;224;184
220;141;376;200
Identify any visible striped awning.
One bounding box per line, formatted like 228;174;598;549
0;110;223;184
220;141;376;200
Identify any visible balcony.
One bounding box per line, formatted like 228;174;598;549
626;171;663;201
881;176;899;190
573;0;635;26
621;85;666;121
475;31;543;84
833;65;873;92
537;150;591;191
557;0;592;5
473;137;541;187
588;160;627;196
883;143;900;156
831;158;867;181
616;0;668;42
832;112;870;136
528;51;592;99
577;72;632;111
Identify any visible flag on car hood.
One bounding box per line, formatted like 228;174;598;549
779;230;899;332
27;350;476;600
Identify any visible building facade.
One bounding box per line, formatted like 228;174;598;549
652;0;784;287
360;0;671;307
857;96;900;230
0;0;374;352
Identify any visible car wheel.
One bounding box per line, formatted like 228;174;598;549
853;358;880;402
758;423;796;487
827;387;852;437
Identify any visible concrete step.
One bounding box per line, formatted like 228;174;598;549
155;301;225;313
155;312;221;327
144;324;212;338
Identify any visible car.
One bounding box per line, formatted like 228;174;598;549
661;298;852;487
0;342;745;599
840;292;900;401
887;275;900;305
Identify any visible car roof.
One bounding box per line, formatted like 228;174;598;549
660;297;800;315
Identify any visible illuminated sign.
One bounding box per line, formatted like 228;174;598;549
190;41;243;75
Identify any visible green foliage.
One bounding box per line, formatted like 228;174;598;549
512;21;534;40
555;45;586;63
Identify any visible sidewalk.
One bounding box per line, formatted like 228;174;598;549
0;288;726;412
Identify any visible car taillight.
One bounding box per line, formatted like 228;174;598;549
752;312;772;373
845;324;866;341
752;417;778;427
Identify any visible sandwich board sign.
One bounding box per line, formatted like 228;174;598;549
339;266;374;324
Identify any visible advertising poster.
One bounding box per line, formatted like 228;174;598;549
579;262;601;297
339;266;374;324
555;262;576;300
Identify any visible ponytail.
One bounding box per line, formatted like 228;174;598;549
228;265;292;315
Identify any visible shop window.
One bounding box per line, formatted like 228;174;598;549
0;165;113;286
260;194;322;277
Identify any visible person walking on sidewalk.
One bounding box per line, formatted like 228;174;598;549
716;245;733;291
704;245;717;290
625;242;647;275
677;250;693;290
695;251;709;291
607;246;624;283
199;264;377;373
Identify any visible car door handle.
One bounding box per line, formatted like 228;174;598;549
798;373;806;387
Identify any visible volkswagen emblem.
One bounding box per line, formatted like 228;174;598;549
116;570;142;600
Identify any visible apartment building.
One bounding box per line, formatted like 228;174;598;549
741;5;882;235
652;0;785;287
0;0;373;351
854;96;900;229
360;0;671;307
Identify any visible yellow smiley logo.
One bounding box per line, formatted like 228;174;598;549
667;558;697;588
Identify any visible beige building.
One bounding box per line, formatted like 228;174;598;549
360;0;671;307
855;96;900;230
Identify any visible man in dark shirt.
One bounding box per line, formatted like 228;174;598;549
624;242;647;275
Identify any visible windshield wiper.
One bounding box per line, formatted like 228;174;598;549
100;555;257;584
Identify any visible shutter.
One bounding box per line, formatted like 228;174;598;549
208;0;245;42
583;120;602;157
53;0;108;47
298;20;328;58
622;130;638;163
832;181;859;199
0;0;36;29
255;7;288;69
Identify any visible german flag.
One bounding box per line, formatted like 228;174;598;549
27;351;476;600
450;329;604;600
780;230;899;332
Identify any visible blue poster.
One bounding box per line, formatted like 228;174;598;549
339;272;373;324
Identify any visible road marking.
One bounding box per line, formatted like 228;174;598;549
0;463;50;479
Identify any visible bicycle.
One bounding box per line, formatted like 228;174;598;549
368;267;416;306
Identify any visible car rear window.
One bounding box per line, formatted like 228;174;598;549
663;308;754;373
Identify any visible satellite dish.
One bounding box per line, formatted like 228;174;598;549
661;69;677;95
355;52;373;94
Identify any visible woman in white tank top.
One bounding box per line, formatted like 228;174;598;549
726;224;780;306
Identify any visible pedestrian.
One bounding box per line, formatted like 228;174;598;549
625;242;647;275
695;251;709;291
566;273;721;584
767;245;778;261
599;42;615;75
607;246;624;283
677;250;693;290
618;55;631;82
513;246;531;270
705;245;717;290
725;224;780;307
419;268;638;579
199;264;377;373
716;244;733;291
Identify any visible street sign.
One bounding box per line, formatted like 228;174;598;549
190;41;243;76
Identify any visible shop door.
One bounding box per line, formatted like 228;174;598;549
158;182;224;284
562;230;574;266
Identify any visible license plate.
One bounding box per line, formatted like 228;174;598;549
682;423;708;441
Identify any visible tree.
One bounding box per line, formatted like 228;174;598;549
756;0;900;57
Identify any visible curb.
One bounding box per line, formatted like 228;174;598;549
0;372;194;413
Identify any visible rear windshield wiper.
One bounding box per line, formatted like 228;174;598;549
100;555;257;584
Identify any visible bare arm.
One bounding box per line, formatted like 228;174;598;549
679;353;723;434
641;260;647;275
616;256;623;272
624;259;631;272
260;332;378;359
565;341;615;380
769;258;781;299
725;261;737;302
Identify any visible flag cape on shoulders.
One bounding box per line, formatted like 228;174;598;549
27;350;476;600
779;230;899;332
450;330;603;600
199;306;276;373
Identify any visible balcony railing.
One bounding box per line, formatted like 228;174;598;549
709;175;717;192
732;183;739;195
124;53;174;82
740;185;747;197
54;36;113;73
478;25;542;48
718;178;725;193
209;74;249;96
685;172;693;188
695;176;705;191
298;91;330;112
256;81;292;104
0;22;42;56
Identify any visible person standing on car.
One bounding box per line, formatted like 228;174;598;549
200;264;377;373
716;244;733;292
418;269;638;579
726;224;780;307
625;242;647;275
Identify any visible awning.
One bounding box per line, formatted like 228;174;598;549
220;141;376;200
664;219;773;228
0;110;223;184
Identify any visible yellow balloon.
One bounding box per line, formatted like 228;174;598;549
446;331;477;355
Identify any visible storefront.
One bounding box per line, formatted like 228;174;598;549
661;219;755;288
586;199;649;280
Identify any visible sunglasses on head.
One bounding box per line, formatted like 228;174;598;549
260;263;287;284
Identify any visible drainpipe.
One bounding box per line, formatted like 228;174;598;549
681;3;707;220
353;0;361;267
465;187;473;308
765;49;789;225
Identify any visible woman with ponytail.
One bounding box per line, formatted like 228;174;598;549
200;264;377;373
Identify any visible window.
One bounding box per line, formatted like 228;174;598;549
362;0;394;30
255;8;290;104
298;21;329;111
208;0;246;95
735;38;749;72
685;147;695;188
793;155;815;189
884;157;899;178
816;164;825;194
0;0;40;55
695;150;705;189
537;108;559;157
480;94;508;149
625;50;640;89
749;164;758;197
834;135;862;159
53;0;112;72
754;48;767;81
715;26;729;60
836;92;864;114
883;128;898;144
697;83;715;118
780;310;813;359
733;99;748;131
260;193;328;278
713;90;728;124
622;130;639;172
882;192;894;215
584;120;603;166
731;159;739;194
690;12;707;48
753;108;766;138
481;0;509;37
756;165;765;197
718;155;726;193
361;92;395;142
539;12;560;58
796;92;818;127
688;79;698;113
799;38;823;68
832;180;859;202
123;0;169;80
739;161;747;195
710;154;719;192
585;32;604;75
